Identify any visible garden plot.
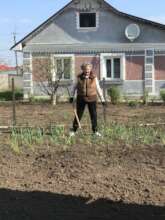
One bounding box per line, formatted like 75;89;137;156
0;103;164;220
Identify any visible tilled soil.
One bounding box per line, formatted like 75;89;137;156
0;142;164;219
0;103;164;219
0;102;165;126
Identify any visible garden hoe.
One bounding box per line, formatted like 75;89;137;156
66;86;82;130
72;101;82;129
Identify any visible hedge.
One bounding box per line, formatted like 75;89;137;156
0;90;23;101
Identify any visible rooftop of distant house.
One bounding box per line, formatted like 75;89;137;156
0;65;16;72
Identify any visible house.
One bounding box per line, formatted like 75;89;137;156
11;0;165;99
0;65;16;75
0;65;23;91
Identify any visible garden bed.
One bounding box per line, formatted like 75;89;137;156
0;103;164;219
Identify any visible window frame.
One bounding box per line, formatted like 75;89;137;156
100;53;125;81
76;11;99;30
52;54;75;81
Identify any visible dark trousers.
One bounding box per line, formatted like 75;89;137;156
72;99;97;132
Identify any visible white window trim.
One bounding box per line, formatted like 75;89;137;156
100;53;126;80
52;54;75;81
76;11;99;31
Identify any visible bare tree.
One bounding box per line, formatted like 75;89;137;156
32;56;70;105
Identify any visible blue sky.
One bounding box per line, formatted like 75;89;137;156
0;0;165;66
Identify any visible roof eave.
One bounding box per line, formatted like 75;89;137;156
11;42;23;51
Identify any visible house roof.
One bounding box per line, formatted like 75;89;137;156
0;65;16;72
11;0;165;50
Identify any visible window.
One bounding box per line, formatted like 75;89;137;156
55;57;72;80
79;12;97;28
106;58;121;79
101;53;125;81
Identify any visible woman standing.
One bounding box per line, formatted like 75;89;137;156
69;63;106;136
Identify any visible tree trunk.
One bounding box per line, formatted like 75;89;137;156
51;94;57;106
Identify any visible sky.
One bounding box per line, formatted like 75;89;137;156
0;0;165;66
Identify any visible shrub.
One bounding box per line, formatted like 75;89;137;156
29;95;36;103
29;95;50;104
108;86;120;105
160;89;165;103
128;100;139;107
150;96;157;104
0;90;23;101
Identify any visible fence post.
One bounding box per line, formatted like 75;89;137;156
102;77;106;124
12;78;16;126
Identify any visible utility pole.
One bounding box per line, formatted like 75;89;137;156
12;32;19;75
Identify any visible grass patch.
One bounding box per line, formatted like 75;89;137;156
10;122;165;153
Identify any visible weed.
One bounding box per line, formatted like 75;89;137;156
50;125;65;145
160;89;165;103
11;128;20;154
142;89;149;105
10;122;165;150
128;100;139;107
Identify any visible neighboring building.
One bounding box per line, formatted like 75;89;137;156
0;65;23;91
11;0;165;99
0;65;16;75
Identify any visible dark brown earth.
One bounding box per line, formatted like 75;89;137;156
0;102;165;126
0;103;164;220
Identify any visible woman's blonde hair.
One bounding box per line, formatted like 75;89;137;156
81;62;93;70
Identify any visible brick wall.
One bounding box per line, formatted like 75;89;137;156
31;54;165;82
155;56;165;80
75;55;100;78
32;56;51;82
32;55;100;81
126;56;144;80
